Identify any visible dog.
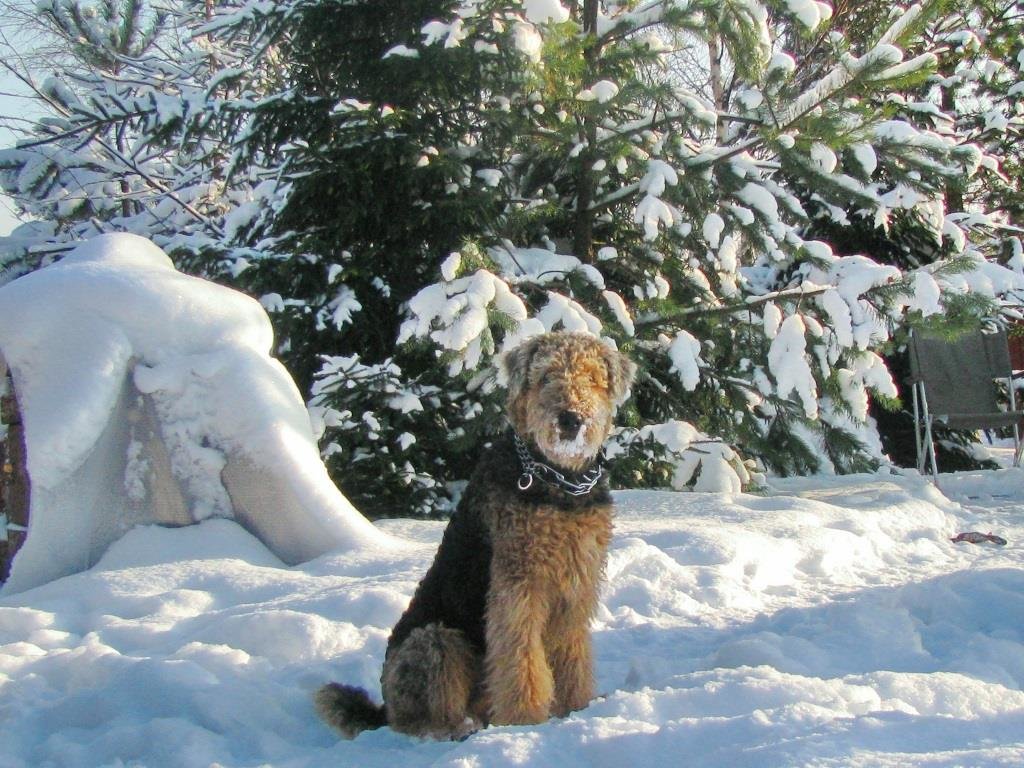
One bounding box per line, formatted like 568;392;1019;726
316;331;636;739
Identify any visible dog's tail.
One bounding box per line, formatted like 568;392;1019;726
315;682;388;738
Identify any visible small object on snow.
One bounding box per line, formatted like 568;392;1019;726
951;531;1008;546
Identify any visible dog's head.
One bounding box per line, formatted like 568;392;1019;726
502;332;636;471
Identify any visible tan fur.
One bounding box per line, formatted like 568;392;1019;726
505;334;631;472
484;505;612;724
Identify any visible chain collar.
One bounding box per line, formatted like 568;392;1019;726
511;430;604;497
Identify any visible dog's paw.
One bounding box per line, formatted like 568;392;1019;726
490;703;551;727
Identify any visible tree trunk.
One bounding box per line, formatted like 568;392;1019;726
709;34;728;144
572;0;600;262
117;123;134;219
0;370;30;584
940;84;963;213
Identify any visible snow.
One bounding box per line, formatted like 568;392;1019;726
702;212;725;248
906;270;942;316
522;0;570;24
475;168;503;187
489;245;605;290
536;291;603;335
3;466;1024;766
718;235;739;273
784;0;832;29
810;142;838;174
819;288;854;347
613;418;751;493
4;220;1024;764
421;18;467;48
382;44;419;59
762;301;782;339
851;142;878;176
589;80;620;104
328;286;361;329
666;331;703;390
400;268;532;373
634;194;676;240
440;252;461;281
0;234;392;594
735;182;779;223
602;290;635;337
639;159;678;197
768;52;796;75
768;314;818;417
512;22;543;62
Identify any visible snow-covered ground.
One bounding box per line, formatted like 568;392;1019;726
1;467;1022;768
1;235;1021;765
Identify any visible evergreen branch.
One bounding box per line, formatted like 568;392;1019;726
0;58;71;119
588;181;640;213
595;2;683;46
12;113;122;150
636;284;833;326
718;113;764;126
596;105;716;148
685;136;762;171
89;130;223;233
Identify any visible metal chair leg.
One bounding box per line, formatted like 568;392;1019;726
917;384;940;482
912;382;925;474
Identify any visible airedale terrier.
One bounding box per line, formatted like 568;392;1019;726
315;331;635;739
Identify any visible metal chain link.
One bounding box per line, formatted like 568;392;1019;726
511;430;603;496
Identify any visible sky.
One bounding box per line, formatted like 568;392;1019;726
0;16;48;237
0;60;45;236
0;161;24;234
0;94;25;235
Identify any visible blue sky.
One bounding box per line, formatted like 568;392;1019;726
0;20;47;237
0;72;28;235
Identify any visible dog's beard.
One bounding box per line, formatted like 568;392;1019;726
538;421;599;466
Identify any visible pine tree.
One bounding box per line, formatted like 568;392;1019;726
389;0;1024;493
207;0;1024;513
189;0;526;516
0;0;278;280
796;0;1024;470
4;0;1023;517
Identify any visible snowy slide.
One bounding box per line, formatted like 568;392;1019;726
0;233;393;594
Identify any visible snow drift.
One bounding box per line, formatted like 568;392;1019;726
0;233;392;594
0;470;1022;766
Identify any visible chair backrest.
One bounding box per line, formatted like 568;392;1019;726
908;328;1014;425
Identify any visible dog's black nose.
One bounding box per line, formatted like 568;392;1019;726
557;410;583;433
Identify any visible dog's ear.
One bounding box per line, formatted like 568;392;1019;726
604;345;637;406
501;335;543;401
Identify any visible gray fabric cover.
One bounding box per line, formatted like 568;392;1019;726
909;329;1021;429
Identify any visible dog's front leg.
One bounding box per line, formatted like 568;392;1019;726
548;622;594;717
484;572;553;725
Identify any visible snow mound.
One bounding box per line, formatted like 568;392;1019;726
0;233;394;594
